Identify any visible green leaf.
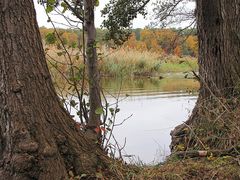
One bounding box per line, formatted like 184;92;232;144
45;0;56;13
61;2;68;13
109;108;114;113
109;108;114;112
95;107;104;115
46;5;54;13
47;0;56;4
95;0;100;7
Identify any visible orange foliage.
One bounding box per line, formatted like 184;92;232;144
124;34;137;49
174;46;182;57
40;27;198;57
124;29;198;57
40;27;79;48
123;33;148;51
185;35;198;56
140;29;163;53
61;31;78;47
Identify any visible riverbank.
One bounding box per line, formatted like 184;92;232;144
45;46;198;81
100;49;198;77
128;156;240;179
77;156;240;179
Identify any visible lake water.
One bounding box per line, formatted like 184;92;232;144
68;77;199;164
101;77;198;164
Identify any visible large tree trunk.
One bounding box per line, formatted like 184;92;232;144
84;0;102;132
197;0;240;98
0;1;108;179
171;0;240;152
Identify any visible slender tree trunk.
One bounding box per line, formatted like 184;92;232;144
84;1;102;131
0;1;108;179
171;0;240;152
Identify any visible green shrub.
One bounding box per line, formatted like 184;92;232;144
45;32;57;45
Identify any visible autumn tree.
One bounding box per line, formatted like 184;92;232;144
155;29;178;54
181;35;198;56
185;35;198;56
173;45;182;57
122;28;197;55
140;29;159;52
0;0;115;179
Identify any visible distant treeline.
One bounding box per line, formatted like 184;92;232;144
39;27;198;57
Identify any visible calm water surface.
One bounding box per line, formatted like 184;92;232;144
101;77;199;164
70;77;199;164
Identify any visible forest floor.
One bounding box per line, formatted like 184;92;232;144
125;156;240;179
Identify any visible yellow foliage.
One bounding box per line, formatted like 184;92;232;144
186;35;198;56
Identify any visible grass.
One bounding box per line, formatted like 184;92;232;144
69;155;240;179
130;156;240;179
100;48;198;77
159;61;197;73
45;45;198;81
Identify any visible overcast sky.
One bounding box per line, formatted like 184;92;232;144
34;0;151;29
34;0;195;29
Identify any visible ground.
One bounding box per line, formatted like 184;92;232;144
75;156;240;179
130;156;240;179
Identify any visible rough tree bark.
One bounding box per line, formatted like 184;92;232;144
0;0;108;179
197;0;240;98
84;0;102;132
171;0;240;151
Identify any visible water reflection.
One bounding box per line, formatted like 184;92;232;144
102;77;199;96
68;77;199;164
108;95;197;164
101;77;198;164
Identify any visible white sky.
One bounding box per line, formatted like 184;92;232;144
34;0;195;29
34;0;150;29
